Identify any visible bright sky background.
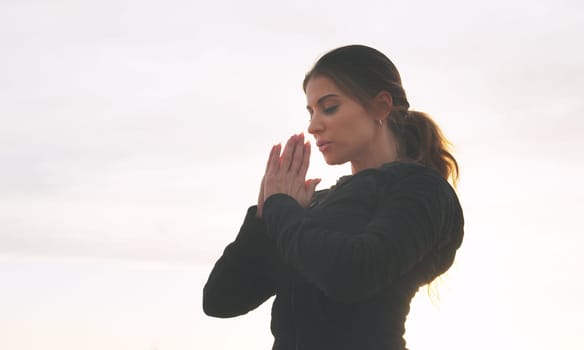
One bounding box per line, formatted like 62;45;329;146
1;0;583;349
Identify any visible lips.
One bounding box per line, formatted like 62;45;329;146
316;140;331;152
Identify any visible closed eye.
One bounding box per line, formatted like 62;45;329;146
323;105;338;115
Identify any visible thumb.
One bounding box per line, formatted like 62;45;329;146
306;178;321;194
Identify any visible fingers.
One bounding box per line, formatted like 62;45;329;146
307;178;321;191
266;133;311;191
298;139;311;178
299;178;321;208
279;135;297;172
259;145;277;217
264;144;276;174
267;143;281;175
291;133;305;175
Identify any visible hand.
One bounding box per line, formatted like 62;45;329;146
261;133;321;212
256;144;277;218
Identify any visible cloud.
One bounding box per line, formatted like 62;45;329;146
1;0;582;263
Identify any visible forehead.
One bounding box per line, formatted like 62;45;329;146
305;75;343;104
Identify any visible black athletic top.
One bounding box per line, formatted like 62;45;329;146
203;161;464;350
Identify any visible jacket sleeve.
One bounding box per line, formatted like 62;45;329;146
202;205;277;318
262;172;464;304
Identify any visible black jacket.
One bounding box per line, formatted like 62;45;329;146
203;161;464;350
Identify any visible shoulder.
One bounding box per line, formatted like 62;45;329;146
364;161;463;220
311;161;461;214
314;161;451;201
356;161;449;192
368;162;464;248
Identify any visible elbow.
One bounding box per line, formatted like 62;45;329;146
202;283;237;318
202;295;222;317
202;301;231;318
202;286;221;317
203;280;265;318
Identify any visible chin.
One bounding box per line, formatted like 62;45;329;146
322;154;347;166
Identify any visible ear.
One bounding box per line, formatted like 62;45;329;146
372;90;393;119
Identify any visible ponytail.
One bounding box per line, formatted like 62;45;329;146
388;109;459;188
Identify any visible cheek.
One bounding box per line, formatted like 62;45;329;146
340;114;374;144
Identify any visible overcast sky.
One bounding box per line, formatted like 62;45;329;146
1;0;583;349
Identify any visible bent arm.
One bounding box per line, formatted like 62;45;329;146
203;206;277;318
262;173;464;304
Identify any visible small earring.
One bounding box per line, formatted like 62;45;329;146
377;119;383;127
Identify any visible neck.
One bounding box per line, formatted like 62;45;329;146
350;128;400;174
350;152;398;174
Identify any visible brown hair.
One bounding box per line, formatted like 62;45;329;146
303;45;460;188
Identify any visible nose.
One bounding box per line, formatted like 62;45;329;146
307;113;324;135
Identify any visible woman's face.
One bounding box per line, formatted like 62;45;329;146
305;75;378;166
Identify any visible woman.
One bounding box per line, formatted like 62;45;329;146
203;45;464;350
